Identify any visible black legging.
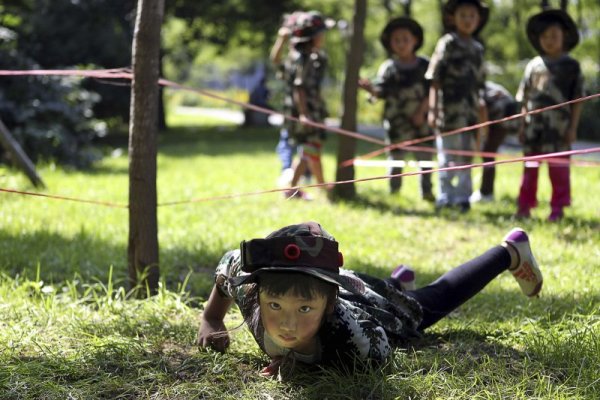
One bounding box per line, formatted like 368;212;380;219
405;246;511;330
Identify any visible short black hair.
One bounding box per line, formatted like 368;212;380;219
258;271;338;305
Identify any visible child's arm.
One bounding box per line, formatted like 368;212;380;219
269;26;291;66
293;87;310;123
411;96;429;127
566;102;583;145
427;83;439;129
197;285;234;351
477;99;488;151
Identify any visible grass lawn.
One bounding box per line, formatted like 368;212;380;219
0;111;599;399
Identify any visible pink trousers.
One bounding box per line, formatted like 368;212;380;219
517;156;571;211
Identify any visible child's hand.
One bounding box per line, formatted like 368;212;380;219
260;357;283;377
197;317;230;352
411;111;425;128
278;26;291;38
358;78;373;92
565;126;577;145
427;111;437;129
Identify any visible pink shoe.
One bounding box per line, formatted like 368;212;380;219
390;264;416;291
514;207;531;219
503;228;543;297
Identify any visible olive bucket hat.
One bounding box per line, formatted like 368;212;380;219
229;222;365;295
526;9;579;54
380;17;424;53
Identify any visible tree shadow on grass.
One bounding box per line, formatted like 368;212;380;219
0;228;227;298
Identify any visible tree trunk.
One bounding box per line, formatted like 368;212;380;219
540;0;550;10
560;0;568;11
128;0;164;295
332;0;366;200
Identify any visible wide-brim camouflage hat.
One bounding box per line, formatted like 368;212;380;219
443;0;489;36
526;9;579;54
380;17;424;53
228;222;365;295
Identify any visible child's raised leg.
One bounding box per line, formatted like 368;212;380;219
404;228;542;330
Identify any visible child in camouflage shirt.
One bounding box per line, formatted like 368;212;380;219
282;11;331;199
426;0;489;212
197;221;543;375
515;9;584;222
359;17;434;201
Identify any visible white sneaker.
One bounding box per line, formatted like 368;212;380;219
503;228;543;297
470;190;494;203
277;168;294;187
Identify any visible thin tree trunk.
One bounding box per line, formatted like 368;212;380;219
128;0;164;295
333;0;366;200
560;0;568;11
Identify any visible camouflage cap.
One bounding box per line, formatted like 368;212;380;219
290;11;334;43
228;222;365;294
526;9;579;54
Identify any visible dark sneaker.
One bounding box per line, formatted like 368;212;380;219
503;228;543;297
422;192;436;202
548;208;564;222
458;201;470;213
514;208;531;219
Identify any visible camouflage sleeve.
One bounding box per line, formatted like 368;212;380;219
515;60;533;103
292;54;307;88
372;59;394;97
424;35;449;83
214;249;244;299
325;301;392;364
571;61;585;99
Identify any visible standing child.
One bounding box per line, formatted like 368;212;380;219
198;221;543;374
282;11;331;199
270;11;304;185
515;9;584;222
358;17;434;201
470;81;520;203
426;0;489;212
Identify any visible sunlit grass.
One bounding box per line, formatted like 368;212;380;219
0;112;599;398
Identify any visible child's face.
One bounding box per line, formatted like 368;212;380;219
539;24;565;57
452;4;481;37
259;289;328;353
313;31;325;49
389;28;418;59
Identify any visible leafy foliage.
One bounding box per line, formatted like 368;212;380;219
0;34;104;167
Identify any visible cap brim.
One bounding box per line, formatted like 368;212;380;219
229;267;365;294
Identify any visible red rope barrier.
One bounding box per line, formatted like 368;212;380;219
156;147;600;206
0;187;127;208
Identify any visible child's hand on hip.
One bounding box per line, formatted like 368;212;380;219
197;318;230;352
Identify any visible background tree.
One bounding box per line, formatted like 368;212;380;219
128;0;164;295
333;0;367;200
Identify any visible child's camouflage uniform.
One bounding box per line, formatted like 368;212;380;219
516;55;584;154
373;56;433;195
214;249;423;367
516;54;584;215
426;32;486;205
282;48;328;146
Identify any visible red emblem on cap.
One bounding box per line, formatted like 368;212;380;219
284;244;301;260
